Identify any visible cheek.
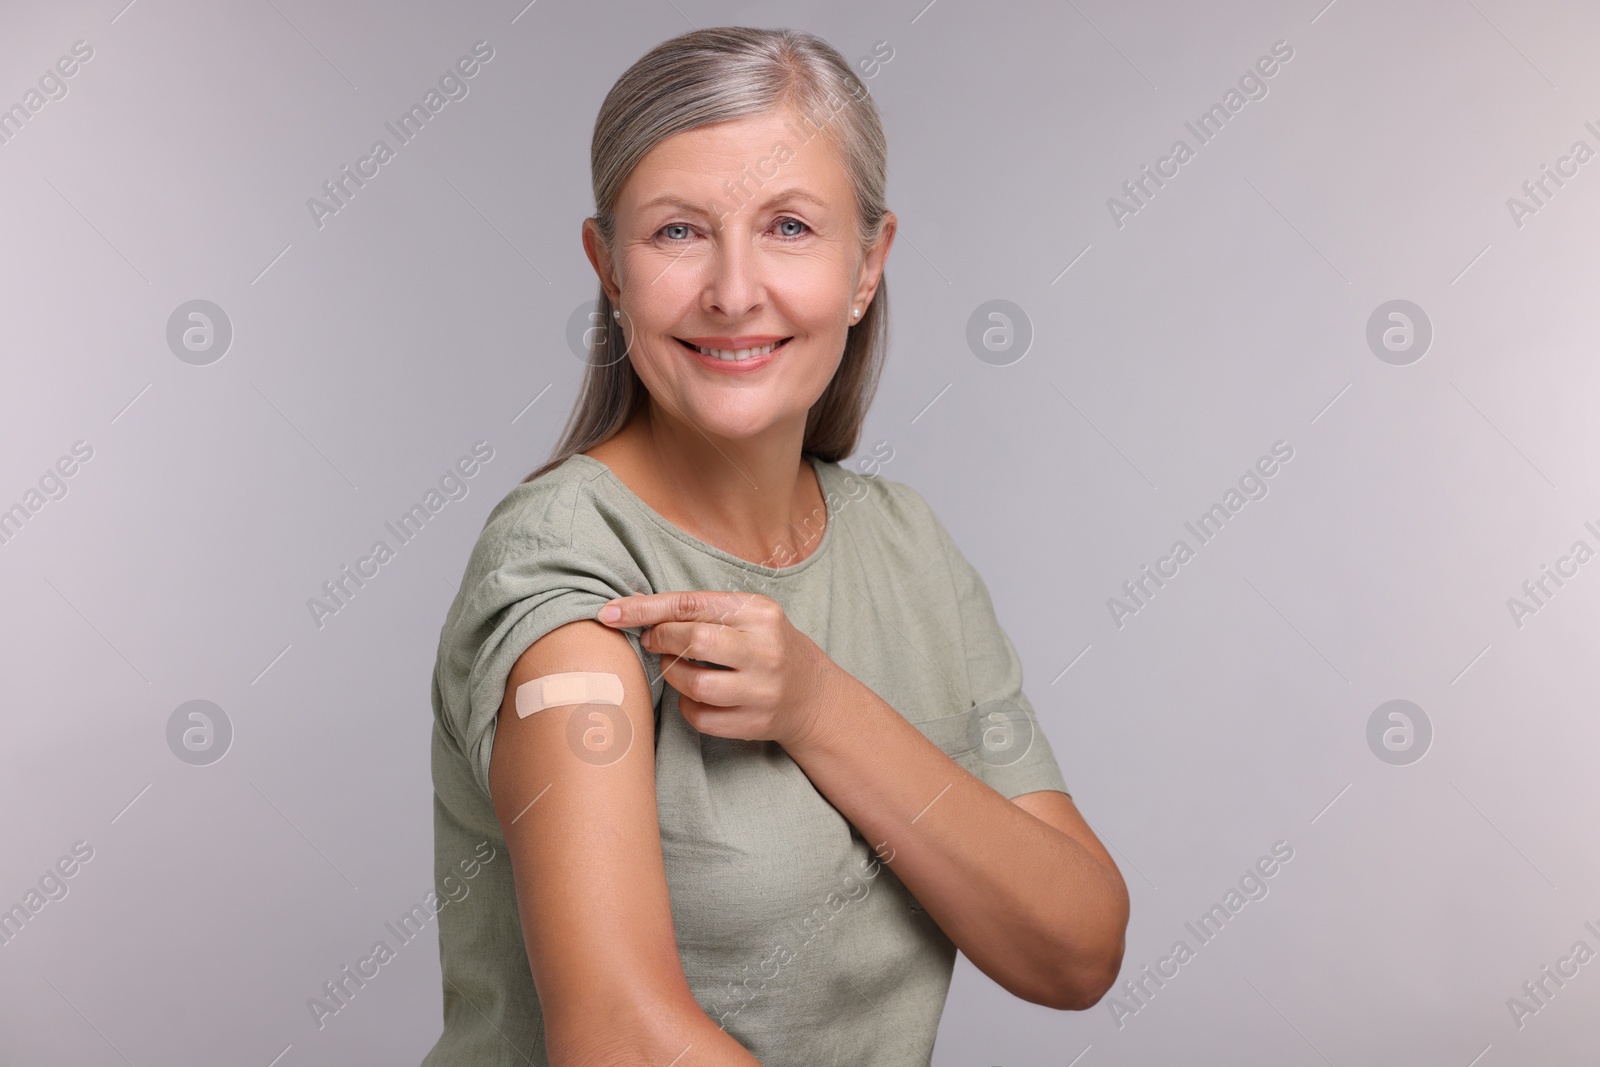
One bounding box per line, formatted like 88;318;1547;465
788;255;853;309
624;340;683;398
774;342;847;414
619;282;699;374
777;269;854;343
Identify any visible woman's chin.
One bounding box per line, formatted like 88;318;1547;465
676;405;800;444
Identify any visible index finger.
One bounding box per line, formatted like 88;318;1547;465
597;590;749;629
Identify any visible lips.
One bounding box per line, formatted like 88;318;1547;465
675;337;792;362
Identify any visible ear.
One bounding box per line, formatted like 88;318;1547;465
851;210;897;314
582;217;622;303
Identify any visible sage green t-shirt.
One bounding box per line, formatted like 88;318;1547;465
422;452;1069;1066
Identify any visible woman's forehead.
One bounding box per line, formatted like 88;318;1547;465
622;107;851;203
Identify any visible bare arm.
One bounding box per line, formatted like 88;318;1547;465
595;589;1129;1013
487;619;763;1067
785;671;1129;1011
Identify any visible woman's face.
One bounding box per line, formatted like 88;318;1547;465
588;104;891;444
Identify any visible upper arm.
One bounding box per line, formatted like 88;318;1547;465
487;618;700;1063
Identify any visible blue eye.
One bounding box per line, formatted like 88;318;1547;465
775;217;809;239
661;223;692;241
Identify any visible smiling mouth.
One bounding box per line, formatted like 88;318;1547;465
675;337;793;362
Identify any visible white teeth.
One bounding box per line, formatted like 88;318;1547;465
691;340;781;361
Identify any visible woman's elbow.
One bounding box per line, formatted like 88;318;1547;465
1048;941;1126;1011
1042;902;1130;1011
1024;940;1126;1017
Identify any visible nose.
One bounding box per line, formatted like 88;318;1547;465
700;225;765;319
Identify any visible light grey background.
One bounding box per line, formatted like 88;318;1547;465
4;0;1598;1064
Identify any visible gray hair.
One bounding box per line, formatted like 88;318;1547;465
523;26;891;483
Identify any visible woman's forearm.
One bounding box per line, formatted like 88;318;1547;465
782;669;1127;1010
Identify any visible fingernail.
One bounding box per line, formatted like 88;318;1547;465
599;604;621;623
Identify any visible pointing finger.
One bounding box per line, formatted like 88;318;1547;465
597;590;747;629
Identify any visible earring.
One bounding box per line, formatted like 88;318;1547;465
613;309;621;319
852;308;860;318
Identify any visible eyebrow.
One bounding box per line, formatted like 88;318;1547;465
636;188;832;215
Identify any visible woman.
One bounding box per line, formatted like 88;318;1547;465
424;26;1128;1067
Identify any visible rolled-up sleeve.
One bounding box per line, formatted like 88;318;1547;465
434;476;664;799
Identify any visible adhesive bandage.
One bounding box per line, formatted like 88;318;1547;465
516;672;624;719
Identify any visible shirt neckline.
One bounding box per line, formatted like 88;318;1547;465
563;452;839;578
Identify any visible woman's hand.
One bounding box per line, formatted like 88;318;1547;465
596;590;839;751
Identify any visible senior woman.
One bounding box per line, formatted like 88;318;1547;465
424;25;1128;1067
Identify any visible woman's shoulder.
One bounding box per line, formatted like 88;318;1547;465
459;453;652;579
481;452;630;535
438;453;655;661
811;456;951;553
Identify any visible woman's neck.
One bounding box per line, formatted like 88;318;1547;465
585;404;826;567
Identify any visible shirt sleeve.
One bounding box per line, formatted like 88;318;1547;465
433;473;664;799
912;485;1071;800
